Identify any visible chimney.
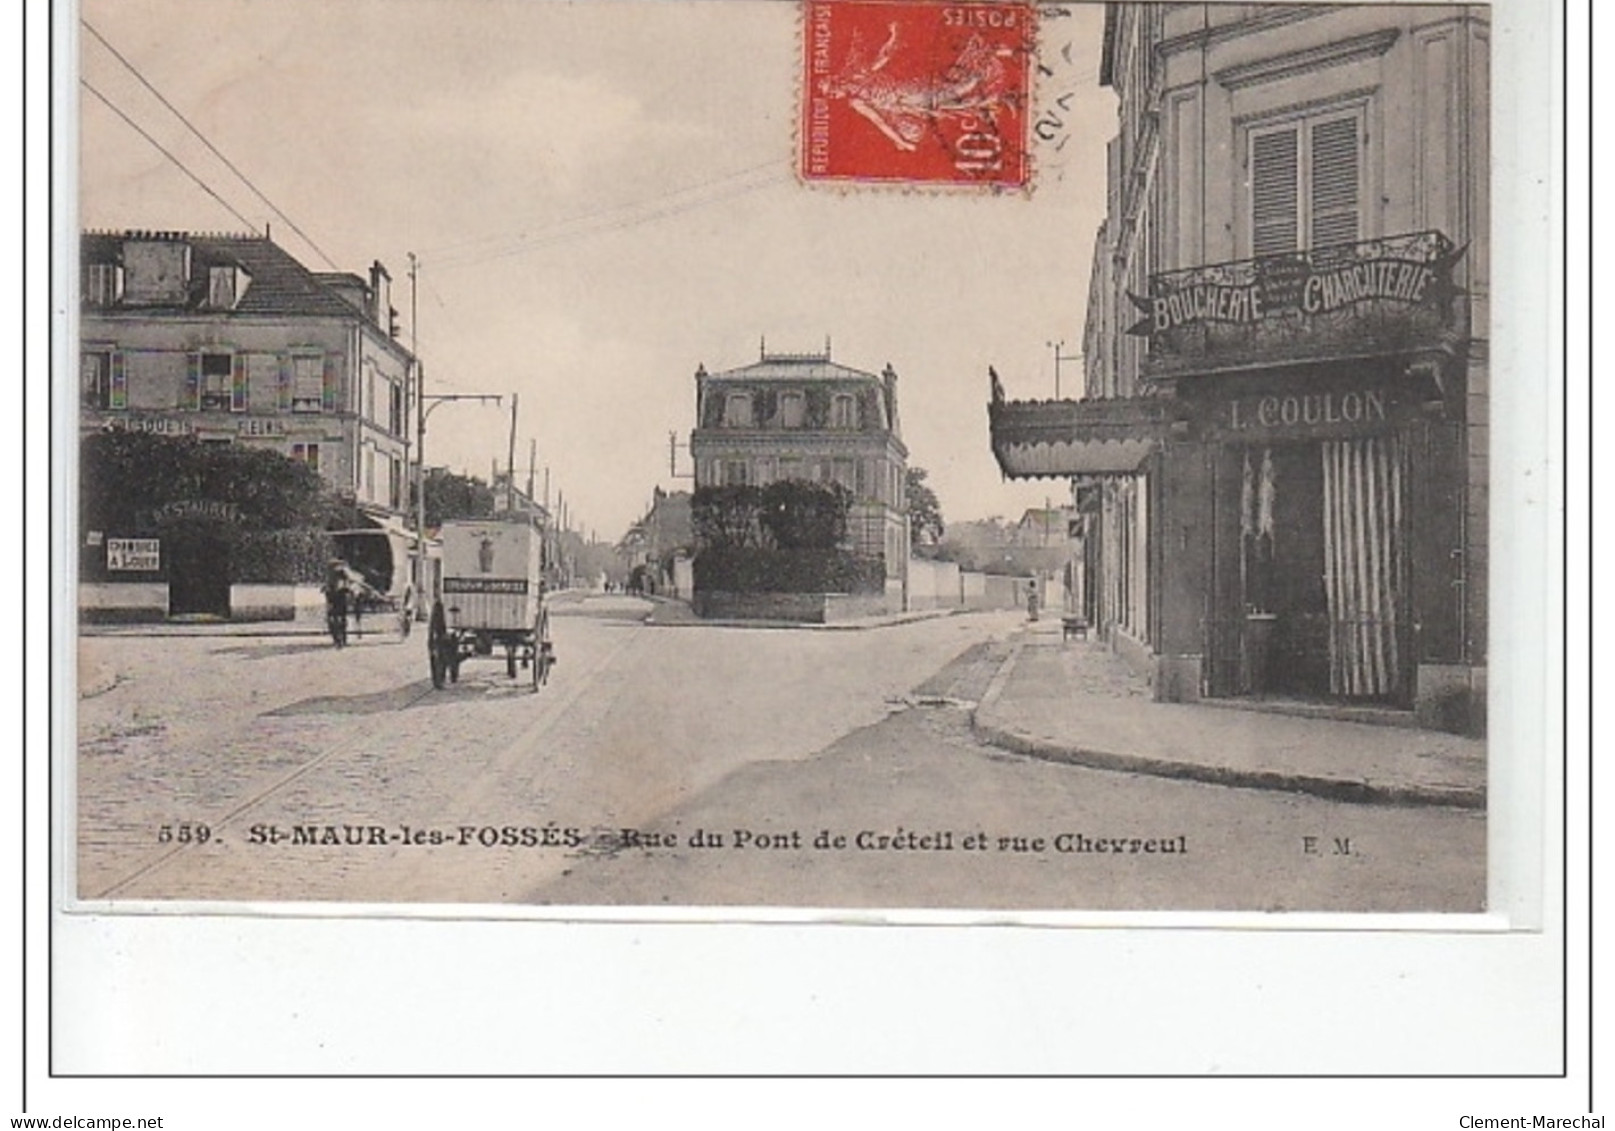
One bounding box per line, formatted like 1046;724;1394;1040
368;261;392;329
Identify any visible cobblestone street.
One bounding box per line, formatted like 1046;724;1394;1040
74;599;1483;912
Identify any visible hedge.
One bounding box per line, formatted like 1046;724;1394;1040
232;529;335;584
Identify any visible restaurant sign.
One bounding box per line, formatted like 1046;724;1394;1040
1128;231;1465;376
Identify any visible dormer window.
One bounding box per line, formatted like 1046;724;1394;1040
779;391;805;428
723;392;754;428
830;393;857;429
83;263;123;306
207;265;245;309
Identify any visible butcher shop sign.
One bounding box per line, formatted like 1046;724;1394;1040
1127;231;1465;377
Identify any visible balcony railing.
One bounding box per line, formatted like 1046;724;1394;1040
1130;231;1466;379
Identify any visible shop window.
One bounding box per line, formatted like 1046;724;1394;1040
292;443;320;471
1248;108;1363;256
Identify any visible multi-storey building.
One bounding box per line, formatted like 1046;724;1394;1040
690;345;910;604
990;4;1488;731
79;229;417;617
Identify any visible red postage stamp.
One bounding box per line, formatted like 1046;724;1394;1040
802;0;1034;189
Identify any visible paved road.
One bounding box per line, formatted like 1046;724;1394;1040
74;597;1484;911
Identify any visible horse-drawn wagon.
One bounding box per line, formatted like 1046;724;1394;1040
427;516;555;690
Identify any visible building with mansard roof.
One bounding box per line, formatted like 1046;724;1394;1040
690;344;910;605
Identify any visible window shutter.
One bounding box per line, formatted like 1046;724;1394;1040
108;352;127;410
277;355;292;411
231;354;248;412
1250;127;1299;257
184;352;201;410
1309;115;1360;249
322;354;339;413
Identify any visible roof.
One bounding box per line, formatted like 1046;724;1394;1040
705;352;884;384
81;230;365;320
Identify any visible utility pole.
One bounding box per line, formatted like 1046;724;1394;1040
414;385;502;615
505;393;519;512
1045;339;1081;400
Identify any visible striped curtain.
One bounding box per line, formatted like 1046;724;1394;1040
1321;435;1406;697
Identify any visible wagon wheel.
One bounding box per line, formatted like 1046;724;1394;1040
532;609;554;690
428;602;448;689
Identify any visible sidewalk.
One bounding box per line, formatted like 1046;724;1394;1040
971;621;1486;809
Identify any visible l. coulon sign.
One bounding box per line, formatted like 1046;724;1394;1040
1127;231;1465;338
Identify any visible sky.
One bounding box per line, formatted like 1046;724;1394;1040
75;0;1116;539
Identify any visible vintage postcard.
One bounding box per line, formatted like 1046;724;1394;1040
67;0;1501;924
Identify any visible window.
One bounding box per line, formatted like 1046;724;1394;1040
779;391;805;428
198;352;234;411
1248;109;1363;256
723;392;754;428
83;263;123;306
207;266;238;308
723;460;749;486
292;442;320;471
291;355;324;412
830;393;857;430
389;381;405;436
81;350;126;410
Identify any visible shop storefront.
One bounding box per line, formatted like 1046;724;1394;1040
1174;367;1458;709
990;231;1482;729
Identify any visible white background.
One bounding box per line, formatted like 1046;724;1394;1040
20;0;1593;1125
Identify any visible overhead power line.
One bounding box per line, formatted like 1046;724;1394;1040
419;158;791;261
80;79;260;234
427;162;794;271
81;18;340;270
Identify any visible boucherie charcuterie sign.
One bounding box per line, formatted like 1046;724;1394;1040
1127;231;1464;338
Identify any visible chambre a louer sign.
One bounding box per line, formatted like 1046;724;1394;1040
1127;231;1464;338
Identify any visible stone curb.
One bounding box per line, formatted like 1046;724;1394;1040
969;641;1486;811
642;606;961;631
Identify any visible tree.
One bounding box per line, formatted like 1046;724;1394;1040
691;484;764;549
905;466;944;547
759;479;850;550
80;430;326;532
421;468;496;528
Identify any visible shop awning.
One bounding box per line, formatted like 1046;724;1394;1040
988;394;1170;480
993;436;1157;479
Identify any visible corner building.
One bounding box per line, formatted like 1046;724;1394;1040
690;345;910;608
989;4;1488;731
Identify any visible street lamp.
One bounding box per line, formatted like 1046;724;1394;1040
414;384;502;617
